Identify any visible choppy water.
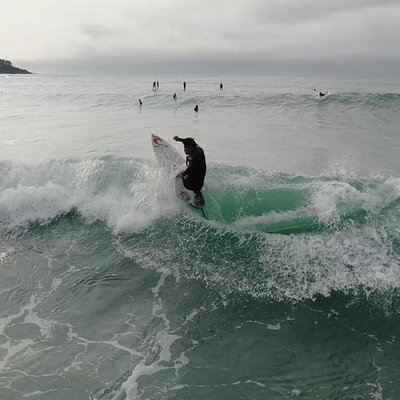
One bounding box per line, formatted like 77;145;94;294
1;73;400;399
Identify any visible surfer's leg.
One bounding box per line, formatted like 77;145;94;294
182;179;192;190
193;191;205;208
183;180;205;208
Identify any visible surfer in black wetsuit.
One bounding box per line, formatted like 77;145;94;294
173;136;206;207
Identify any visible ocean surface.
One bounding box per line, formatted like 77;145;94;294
1;73;400;399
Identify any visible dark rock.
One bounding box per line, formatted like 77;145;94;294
0;59;32;74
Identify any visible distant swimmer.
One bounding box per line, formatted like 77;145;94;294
194;105;199;112
314;88;326;97
220;83;223;91
157;81;160;89
153;81;156;90
183;81;186;90
139;99;143;106
173;136;206;208
173;93;177;100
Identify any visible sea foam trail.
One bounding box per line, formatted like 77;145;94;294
116;208;400;303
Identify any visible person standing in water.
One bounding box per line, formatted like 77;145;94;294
183;81;186;90
194;105;198;112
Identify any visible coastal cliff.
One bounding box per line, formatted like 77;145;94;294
0;59;32;74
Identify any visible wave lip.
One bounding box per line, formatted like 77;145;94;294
0;157;178;234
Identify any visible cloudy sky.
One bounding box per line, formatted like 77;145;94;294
1;0;400;76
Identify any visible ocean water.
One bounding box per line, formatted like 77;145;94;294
1;73;400;399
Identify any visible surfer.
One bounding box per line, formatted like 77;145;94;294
314;88;326;97
173;136;206;207
194;105;199;112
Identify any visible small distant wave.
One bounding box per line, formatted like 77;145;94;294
164;91;400;111
318;92;400;109
13;84;399;113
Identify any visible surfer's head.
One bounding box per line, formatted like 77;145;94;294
182;138;196;154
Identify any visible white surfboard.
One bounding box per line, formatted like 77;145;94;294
151;134;185;172
151;134;205;211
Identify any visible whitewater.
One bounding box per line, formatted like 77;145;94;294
0;73;400;399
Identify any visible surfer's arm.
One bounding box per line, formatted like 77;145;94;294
176;159;194;179
176;167;190;179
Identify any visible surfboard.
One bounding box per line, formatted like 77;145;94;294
151;134;205;212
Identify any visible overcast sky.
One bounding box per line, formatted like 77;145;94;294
1;0;400;76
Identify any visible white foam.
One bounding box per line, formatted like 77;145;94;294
0;294;58;374
116;271;195;399
232;208;311;232
0;182;75;228
311;180;362;225
0;159;184;234
50;278;62;292
0;247;14;264
267;323;281;330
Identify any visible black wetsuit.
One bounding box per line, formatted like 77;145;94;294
182;146;206;193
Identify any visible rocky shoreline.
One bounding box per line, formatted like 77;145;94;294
0;59;32;74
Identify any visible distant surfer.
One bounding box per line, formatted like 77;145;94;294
314;88;326;97
173;93;177;100
220;83;223;91
183;81;186;91
194;105;199;112
139;99;143;106
173;136;206;207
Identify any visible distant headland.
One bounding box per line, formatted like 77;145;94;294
0;59;32;74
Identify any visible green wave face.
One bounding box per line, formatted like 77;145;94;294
202;166;395;235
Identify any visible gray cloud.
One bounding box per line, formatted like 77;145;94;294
242;0;399;23
3;0;400;77
81;24;117;40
